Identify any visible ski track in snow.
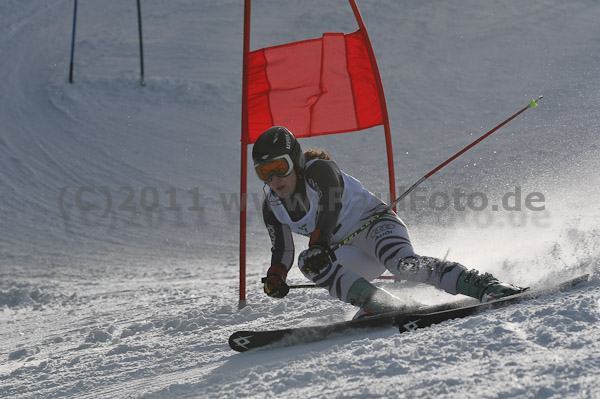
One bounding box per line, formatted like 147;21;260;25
1;0;600;398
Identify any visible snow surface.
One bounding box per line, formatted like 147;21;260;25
1;0;599;398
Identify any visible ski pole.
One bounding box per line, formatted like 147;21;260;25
333;96;543;251
287;275;399;289
288;283;321;289
261;277;318;289
68;0;78;83
262;275;398;289
136;0;145;86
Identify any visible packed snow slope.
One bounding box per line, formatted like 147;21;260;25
1;0;599;398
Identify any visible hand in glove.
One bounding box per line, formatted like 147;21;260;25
262;264;290;298
300;231;337;276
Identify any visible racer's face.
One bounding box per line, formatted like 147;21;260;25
268;170;297;198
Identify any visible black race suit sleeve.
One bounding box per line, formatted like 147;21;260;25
262;199;295;271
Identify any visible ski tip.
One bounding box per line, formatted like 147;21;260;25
229;331;255;352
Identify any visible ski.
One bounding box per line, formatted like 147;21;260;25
229;274;589;352
397;274;589;332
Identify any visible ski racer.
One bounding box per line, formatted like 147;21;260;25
254;126;524;319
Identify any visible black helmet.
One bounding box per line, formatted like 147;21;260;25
252;126;305;172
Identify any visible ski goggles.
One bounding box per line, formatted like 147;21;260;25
254;154;294;182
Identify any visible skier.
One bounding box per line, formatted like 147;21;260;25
254;126;524;319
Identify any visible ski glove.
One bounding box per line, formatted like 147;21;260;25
300;242;337;275
263;264;289;298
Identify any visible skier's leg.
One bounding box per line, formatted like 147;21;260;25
297;245;364;303
349;209;466;293
396;255;526;301
393;255;466;295
333;245;386;282
298;246;404;318
350;209;524;301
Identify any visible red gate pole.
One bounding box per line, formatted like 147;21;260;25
348;0;396;210
239;0;252;309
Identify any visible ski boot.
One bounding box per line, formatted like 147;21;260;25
347;278;406;320
456;269;527;302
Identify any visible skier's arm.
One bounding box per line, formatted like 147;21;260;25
262;199;294;298
304;160;344;244
262;199;295;271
